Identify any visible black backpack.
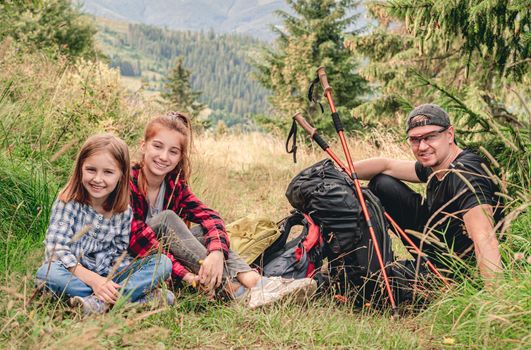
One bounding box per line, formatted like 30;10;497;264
255;211;324;280
285;159;401;303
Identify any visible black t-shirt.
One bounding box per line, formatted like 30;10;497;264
415;150;503;260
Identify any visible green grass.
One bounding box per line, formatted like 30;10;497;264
0;40;529;349
2;287;425;349
1;141;529;349
416;210;531;349
0;155;57;276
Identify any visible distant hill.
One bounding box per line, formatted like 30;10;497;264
82;0;289;42
94;17;270;125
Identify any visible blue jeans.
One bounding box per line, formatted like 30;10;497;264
35;254;172;302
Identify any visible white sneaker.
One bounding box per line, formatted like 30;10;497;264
246;277;317;309
69;295;109;316
136;288;175;306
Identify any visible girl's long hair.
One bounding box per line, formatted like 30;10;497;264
138;111;192;196
59;134;131;213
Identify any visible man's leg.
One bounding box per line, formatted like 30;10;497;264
369;174;430;257
369;174;437;300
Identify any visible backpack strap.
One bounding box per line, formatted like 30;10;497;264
301;213;321;253
307;76;325;113
260;211;305;266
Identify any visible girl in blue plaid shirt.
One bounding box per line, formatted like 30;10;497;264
36;134;173;315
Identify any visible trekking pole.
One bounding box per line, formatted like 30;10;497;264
316;67;356;173
315;67;398;314
295;108;398;316
293;113;450;288
384;213;450;286
316;67;450;288
293;112;349;173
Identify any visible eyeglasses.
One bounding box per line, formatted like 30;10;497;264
406;127;448;147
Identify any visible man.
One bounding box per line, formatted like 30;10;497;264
354;104;503;283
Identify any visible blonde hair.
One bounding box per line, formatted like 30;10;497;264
59;134;131;213
138;111;192;196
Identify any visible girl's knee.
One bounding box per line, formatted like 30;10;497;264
35;261;92;297
160;255;172;271
36;263;50;281
153;254;172;279
159;210;182;223
36;261;63;281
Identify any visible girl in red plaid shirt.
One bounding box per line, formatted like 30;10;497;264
128;112;316;308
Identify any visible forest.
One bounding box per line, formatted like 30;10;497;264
96;18;271;125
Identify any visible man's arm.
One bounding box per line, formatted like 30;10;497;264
463;204;502;285
353;158;421;182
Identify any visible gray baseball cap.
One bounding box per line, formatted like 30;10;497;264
406;104;451;133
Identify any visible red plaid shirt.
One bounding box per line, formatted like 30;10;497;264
128;165;229;279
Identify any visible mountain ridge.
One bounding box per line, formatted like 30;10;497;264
81;0;289;41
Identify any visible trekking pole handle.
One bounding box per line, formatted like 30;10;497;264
316;66;332;94
293;112;329;151
293;112;316;137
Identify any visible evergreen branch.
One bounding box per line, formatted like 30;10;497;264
509;88;531;121
411;71;489;129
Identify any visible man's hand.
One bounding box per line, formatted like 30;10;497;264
89;275;121;304
198;250;224;292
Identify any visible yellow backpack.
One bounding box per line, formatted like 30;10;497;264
226;216;281;265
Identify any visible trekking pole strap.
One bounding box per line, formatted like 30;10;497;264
286;118;298;163
307;77;325;113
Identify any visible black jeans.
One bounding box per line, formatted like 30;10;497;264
368;174;437;263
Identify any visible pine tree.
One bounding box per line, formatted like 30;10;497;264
254;0;368;134
387;0;529;82
162;57;206;119
352;0;529;193
0;0;97;60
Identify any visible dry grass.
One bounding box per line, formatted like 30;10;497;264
189;131;411;222
2;39;527;348
0;131;425;349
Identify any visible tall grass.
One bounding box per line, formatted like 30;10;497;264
0;155;57;276
0;40;529;349
0;38;155;181
187;131;409;222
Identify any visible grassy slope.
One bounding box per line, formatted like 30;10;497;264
1;132;529;349
0;133;422;350
0;41;529;350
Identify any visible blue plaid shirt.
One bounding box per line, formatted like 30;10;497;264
44;199;133;276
